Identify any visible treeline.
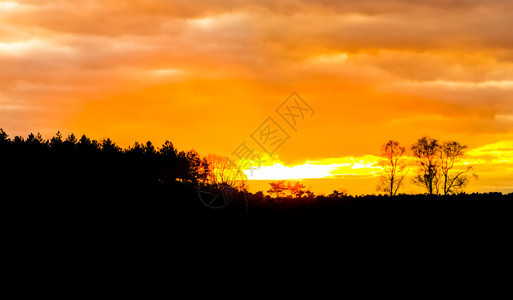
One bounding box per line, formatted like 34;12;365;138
0;129;511;227
0;129;209;198
266;181;314;198
244;191;511;214
1;129;511;204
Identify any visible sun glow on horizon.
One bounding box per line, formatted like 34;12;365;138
244;156;382;181
242;143;513;194
244;162;341;180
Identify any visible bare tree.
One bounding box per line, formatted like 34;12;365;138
439;141;474;195
204;154;246;191
197;154;247;208
411;136;441;195
377;140;409;196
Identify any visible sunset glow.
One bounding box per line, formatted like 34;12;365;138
1;0;513;195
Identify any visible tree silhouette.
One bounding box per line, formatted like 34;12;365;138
377;140;409;196
65;133;77;145
158;140;178;182
204;154;245;190
288;181;307;198
159;141;177;158
182;150;208;184
127;141;144;156
77;134;100;152
143;141;156;157
50;131;63;150
101;138;120;153
196;154;245;208
328;190;348;198
268;180;287;198
0;128;8;143
26;132;45;145
411;136;441;195
13;136;24;144
439;141;475;195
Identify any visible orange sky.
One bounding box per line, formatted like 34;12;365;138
1;0;512;194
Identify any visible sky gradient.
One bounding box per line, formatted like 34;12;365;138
1;0;512;194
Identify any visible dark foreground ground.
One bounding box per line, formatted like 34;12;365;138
6;181;512;229
3;134;510;286
4;181;512;287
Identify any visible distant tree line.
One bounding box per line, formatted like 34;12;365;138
377;136;476;196
267;180;314;199
0;129;209;194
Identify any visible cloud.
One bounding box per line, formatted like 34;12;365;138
1;0;512;194
1;0;513;153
